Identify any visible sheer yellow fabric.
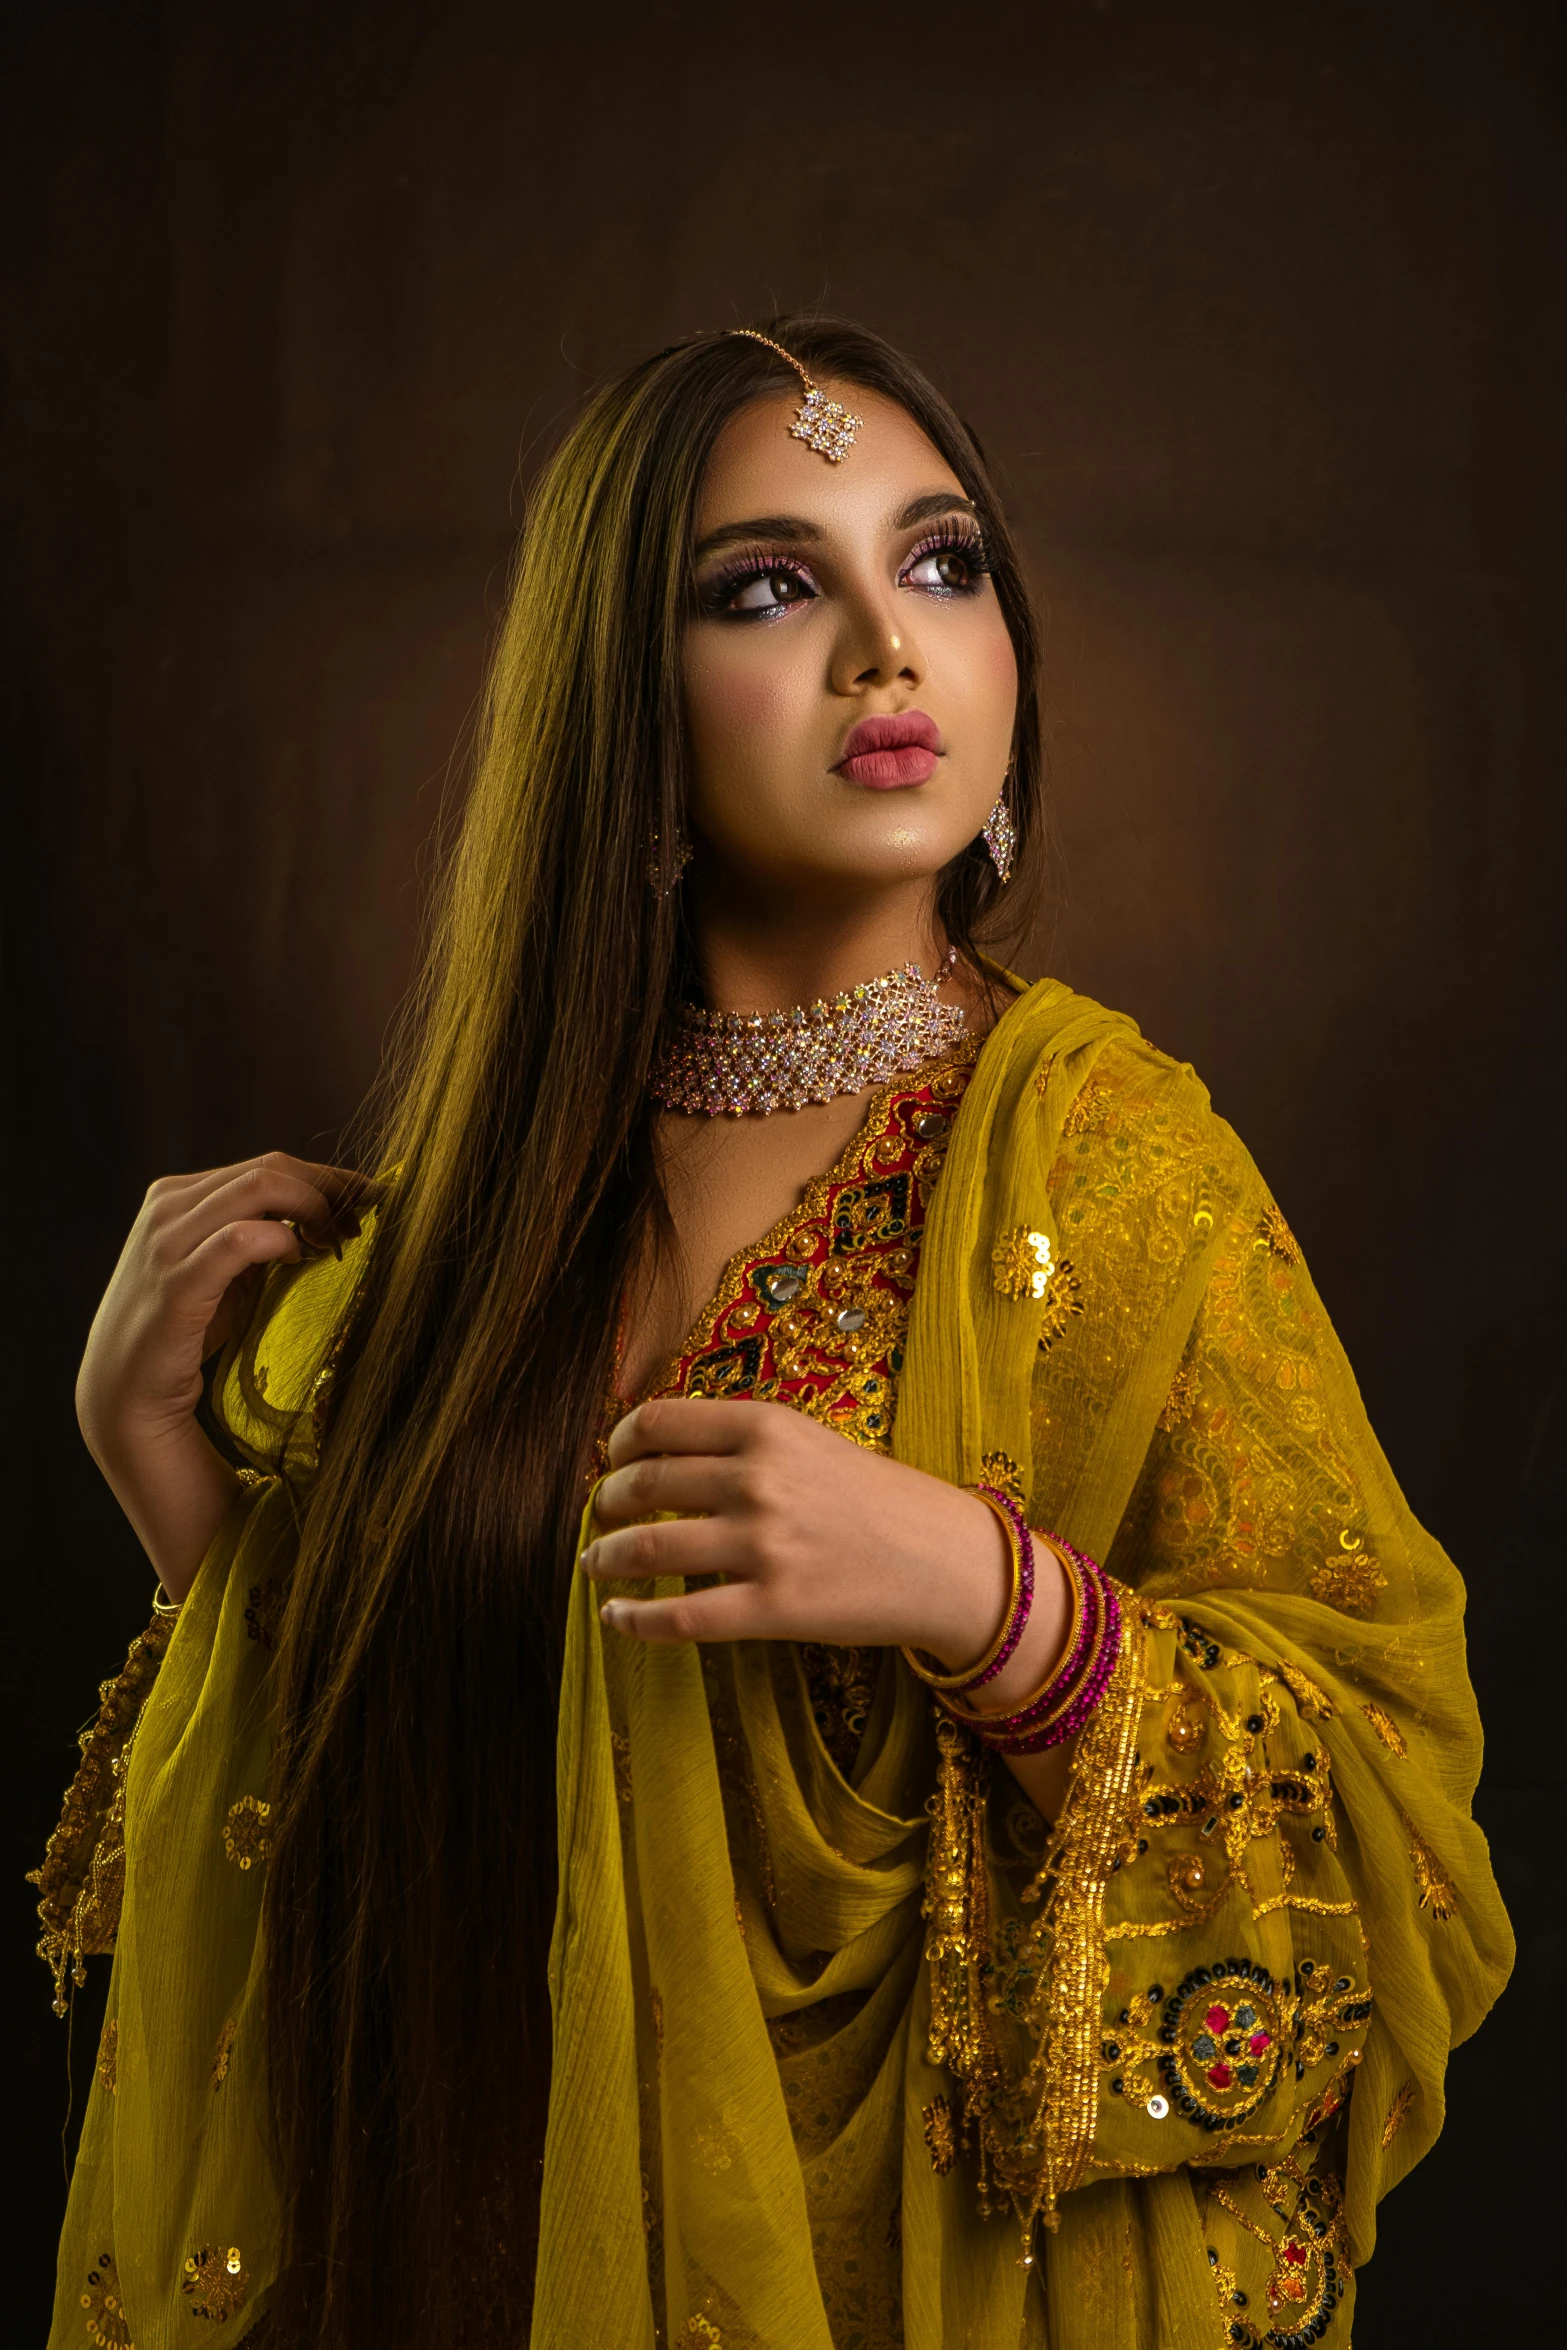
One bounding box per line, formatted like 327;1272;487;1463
37;979;1511;2350
37;1246;364;2348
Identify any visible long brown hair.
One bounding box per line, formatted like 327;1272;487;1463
262;316;1045;2347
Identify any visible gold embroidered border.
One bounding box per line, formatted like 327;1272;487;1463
28;1608;175;2012
631;1038;980;1403
1023;1580;1147;2225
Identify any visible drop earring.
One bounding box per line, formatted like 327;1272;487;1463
982;767;1017;884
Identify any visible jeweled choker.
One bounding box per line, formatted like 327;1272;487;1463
652;951;967;1116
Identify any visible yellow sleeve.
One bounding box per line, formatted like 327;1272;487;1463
923;1037;1512;2286
29;1220;372;2011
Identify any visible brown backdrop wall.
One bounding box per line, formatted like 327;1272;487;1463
6;1;1562;2337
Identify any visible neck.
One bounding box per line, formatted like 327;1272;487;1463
686;870;948;1015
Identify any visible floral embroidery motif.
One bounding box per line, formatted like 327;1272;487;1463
1361;1701;1407;1757
1405;1816;1455;1919
1273;1660;1333;1720
1381;2081;1415;2147
1158;1355;1201;1431
81;2250;132;2347
992;1226;1054;1301
1118;1694;1339;1914
922;2094;958;2175
1309;1536;1386;1616
243;1580;285;1648
798;1643;879;1776
1037;1255;1084;1352
222;1797;271;1870
680;2320;722;2348
979;1450;1025;1503
1258;1203;1301;1264
181;2246;249;2321
211;2018;237;2091
1204;2155;1352;2346
96;2015;118;2094
1103;1956;1371;2133
1061;1075;1111;1134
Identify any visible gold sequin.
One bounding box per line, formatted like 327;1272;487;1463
680;2321;722;2348
1164;1692;1207;1755
81;2250;132;2348
181;2246;249;2321
211;2018;236;2091
1381;2081;1416;2147
96;2015;118;2094
1361;1700;1407;1757
922;2093;958;2175
222;1796;271;1870
992;1226;1054;1301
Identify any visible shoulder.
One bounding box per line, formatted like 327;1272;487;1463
1030;1005;1265;1236
210;1212;378;1480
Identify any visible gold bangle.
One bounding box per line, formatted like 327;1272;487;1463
946;1534;1089;1731
900;1488;1025;1693
151;1583;182;1617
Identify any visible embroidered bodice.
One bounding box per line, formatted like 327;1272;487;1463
631;1043;979;1771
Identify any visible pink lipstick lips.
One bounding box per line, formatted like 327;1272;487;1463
834;710;941;788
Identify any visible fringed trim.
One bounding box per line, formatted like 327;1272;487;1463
27;1608;175;2013
922;1577;1147;2259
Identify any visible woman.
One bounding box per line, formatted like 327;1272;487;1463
37;318;1509;2350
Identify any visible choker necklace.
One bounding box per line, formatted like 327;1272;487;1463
652;950;967;1116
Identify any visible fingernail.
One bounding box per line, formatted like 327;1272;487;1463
600;1601;624;1632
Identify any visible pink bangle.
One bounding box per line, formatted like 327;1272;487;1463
940;1534;1123;1753
900;1485;1035;1696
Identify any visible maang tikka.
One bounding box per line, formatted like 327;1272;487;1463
982;764;1017;884
728;329;864;464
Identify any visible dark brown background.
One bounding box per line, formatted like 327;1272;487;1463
5;0;1562;2336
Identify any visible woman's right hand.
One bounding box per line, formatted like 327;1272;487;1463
77;1153;372;1601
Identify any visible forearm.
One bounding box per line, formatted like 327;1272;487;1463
80;1409;241;1602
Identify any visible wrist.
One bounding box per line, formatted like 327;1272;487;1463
918;1489;1013;1670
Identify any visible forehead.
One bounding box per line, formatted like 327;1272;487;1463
693;386;966;538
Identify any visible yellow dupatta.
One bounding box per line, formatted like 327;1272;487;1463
36;979;1511;2350
531;977;1511;2347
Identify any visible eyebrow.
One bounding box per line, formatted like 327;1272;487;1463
692;490;980;561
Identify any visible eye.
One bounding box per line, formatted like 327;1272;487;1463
901;529;991;598
729;566;813;615
699;553;819;621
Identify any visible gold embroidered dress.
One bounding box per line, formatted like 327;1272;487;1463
35;979;1512;2349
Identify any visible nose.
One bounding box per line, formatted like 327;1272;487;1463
828;579;925;697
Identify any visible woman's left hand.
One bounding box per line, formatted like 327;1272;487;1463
585;1396;1026;1669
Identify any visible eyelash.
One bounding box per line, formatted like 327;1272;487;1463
698;523;992;620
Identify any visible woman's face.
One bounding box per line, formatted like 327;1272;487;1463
683;387;1018;899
